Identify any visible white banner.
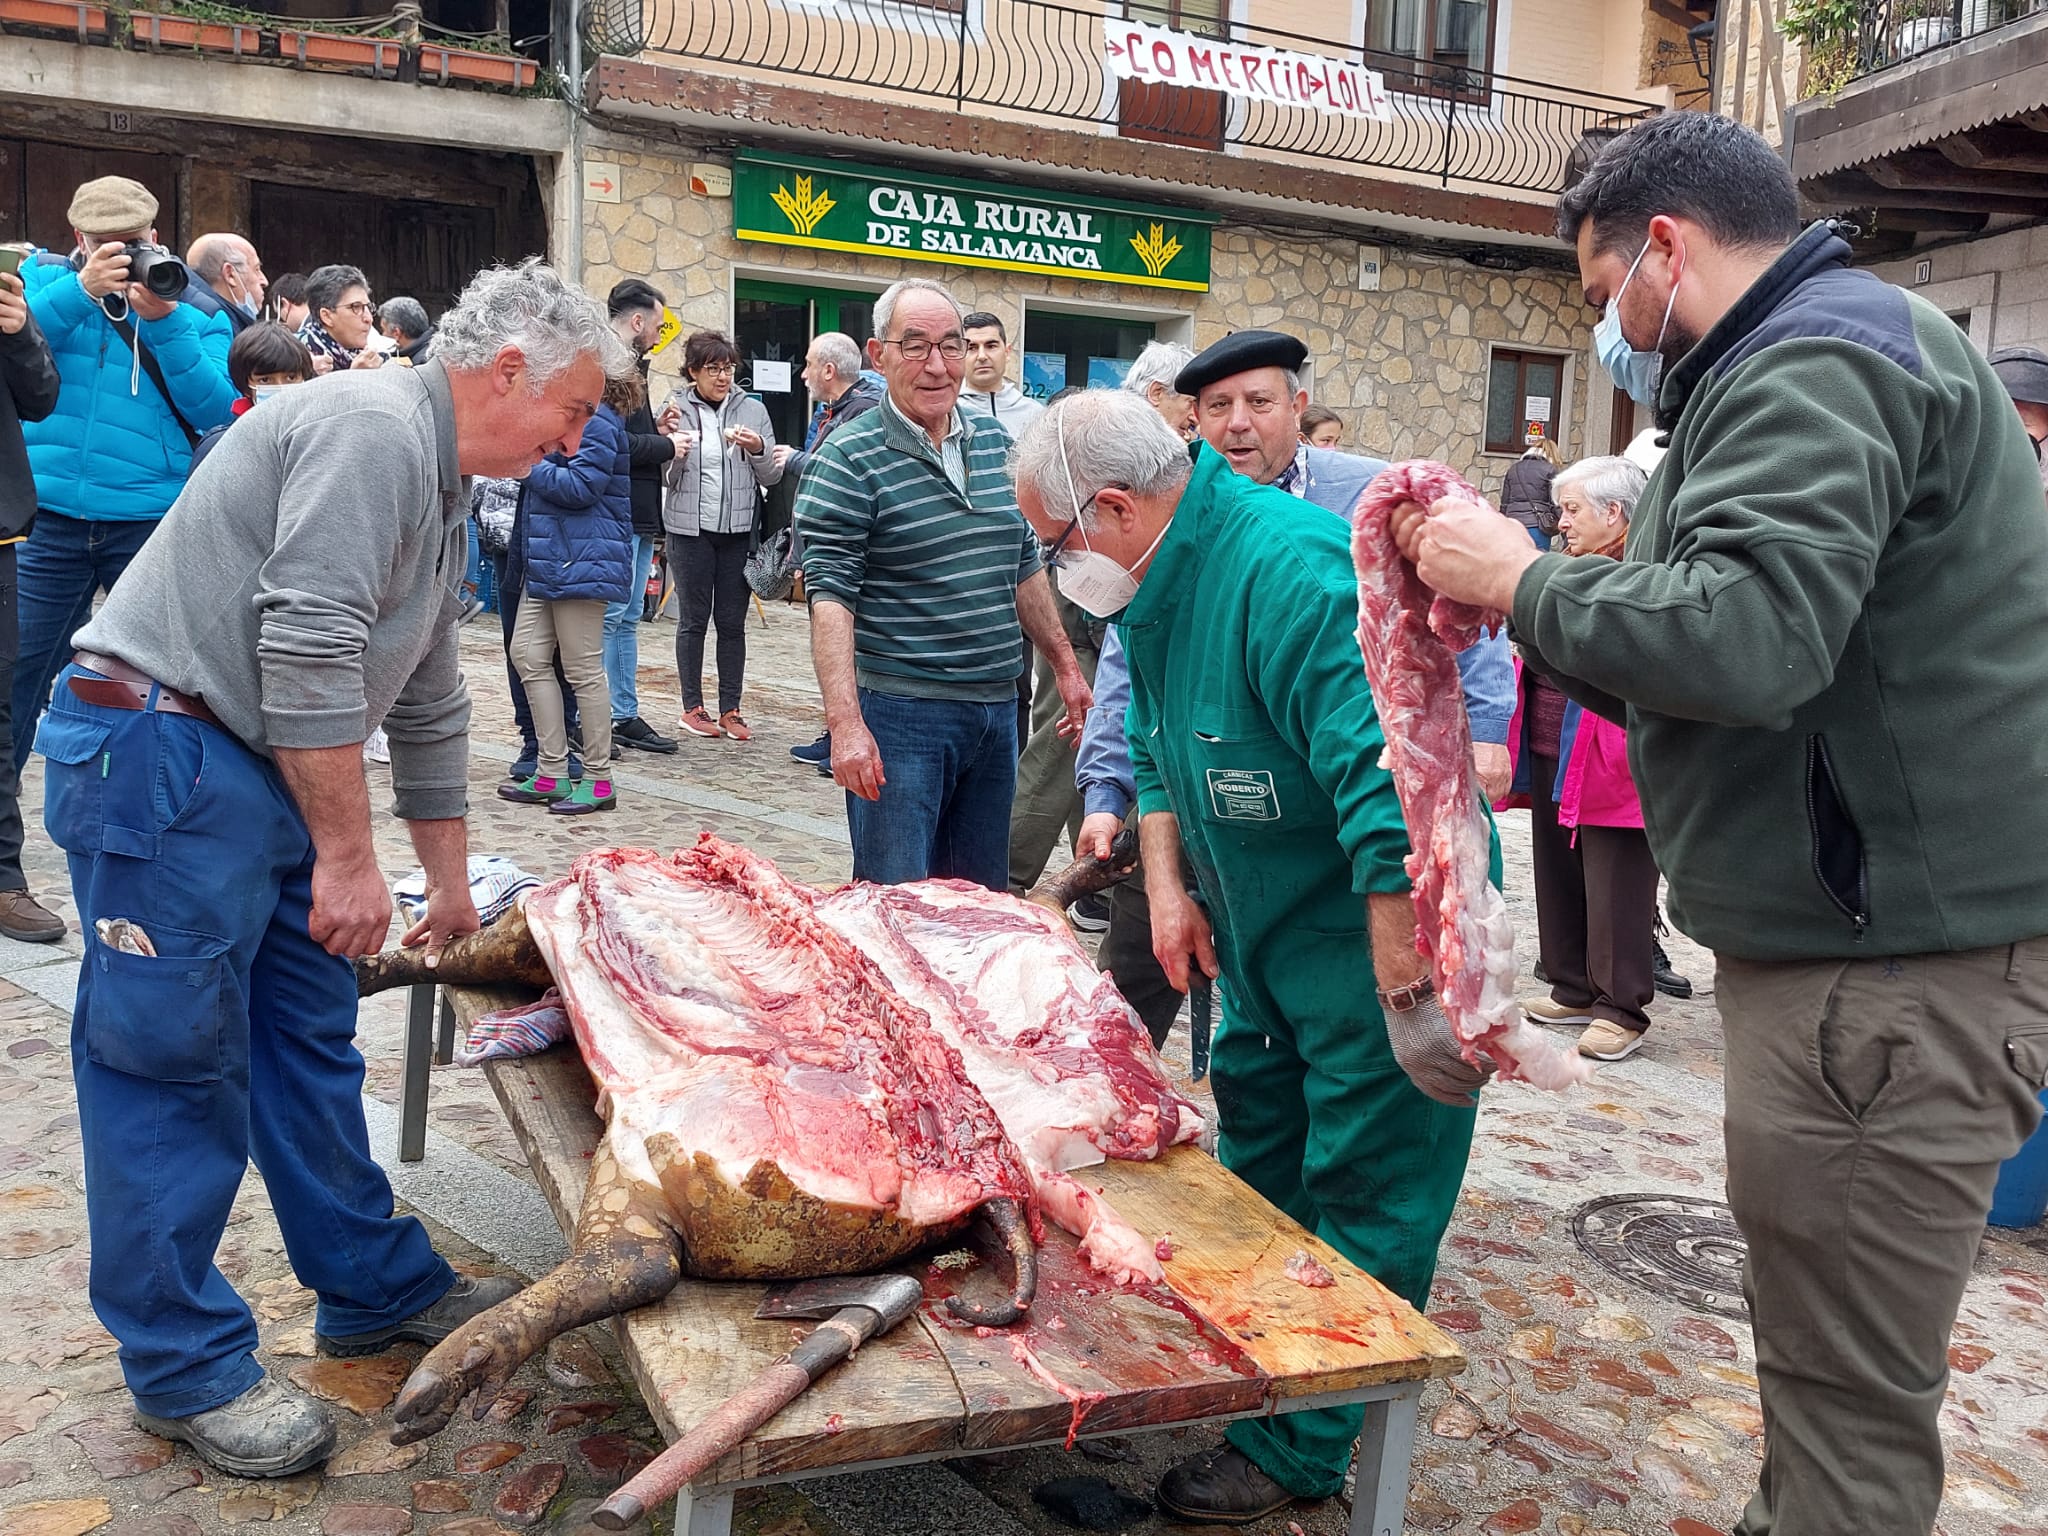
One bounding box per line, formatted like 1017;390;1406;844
1105;21;1393;122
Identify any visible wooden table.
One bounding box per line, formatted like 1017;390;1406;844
447;986;1464;1536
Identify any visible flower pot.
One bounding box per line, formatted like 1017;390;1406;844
128;10;259;54
277;26;400;76
0;0;108;40
418;43;538;88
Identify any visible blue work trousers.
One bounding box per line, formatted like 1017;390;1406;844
11;512;157;773
846;688;1016;890
603;535;656;722
38;669;452;1417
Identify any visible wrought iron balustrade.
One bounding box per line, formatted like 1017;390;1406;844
617;0;1657;196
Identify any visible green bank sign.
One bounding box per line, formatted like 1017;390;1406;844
735;151;1214;293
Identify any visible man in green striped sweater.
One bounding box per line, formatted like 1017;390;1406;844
794;277;1092;888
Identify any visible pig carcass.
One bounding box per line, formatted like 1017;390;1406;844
356;837;1201;1442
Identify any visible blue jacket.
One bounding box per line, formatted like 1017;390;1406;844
518;404;633;603
22;255;238;521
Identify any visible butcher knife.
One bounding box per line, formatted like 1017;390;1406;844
1188;973;1213;1081
592;1272;923;1529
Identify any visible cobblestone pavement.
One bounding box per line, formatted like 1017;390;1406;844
0;602;2042;1536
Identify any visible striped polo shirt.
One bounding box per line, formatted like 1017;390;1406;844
794;395;1040;703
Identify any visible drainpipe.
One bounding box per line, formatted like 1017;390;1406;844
558;1;586;282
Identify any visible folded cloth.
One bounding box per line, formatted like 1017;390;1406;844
455;989;573;1067
393;855;539;928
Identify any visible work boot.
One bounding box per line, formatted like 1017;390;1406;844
315;1273;522;1359
0;888;65;944
614;716;679;755
1156;1444;1295;1525
1652;940;1693;999
136;1374;335;1479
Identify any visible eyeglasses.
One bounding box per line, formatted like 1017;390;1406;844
880;336;967;363
696;362;737;377
339;301;375;318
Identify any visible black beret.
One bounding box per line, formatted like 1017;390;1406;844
1991;347;2048;407
1174;330;1309;397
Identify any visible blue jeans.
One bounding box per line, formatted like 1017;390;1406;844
12;512;157;773
603;535;656;722
1526;525;1552;550
846;688;1017;889
38;670;453;1416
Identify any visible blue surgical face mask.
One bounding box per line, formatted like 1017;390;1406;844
1594;241;1680;407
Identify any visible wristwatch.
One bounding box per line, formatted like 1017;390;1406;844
1377;973;1437;1014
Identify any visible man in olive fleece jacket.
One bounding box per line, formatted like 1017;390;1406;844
1398;113;2048;1536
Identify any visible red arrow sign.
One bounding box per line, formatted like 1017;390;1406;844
589;177;614;194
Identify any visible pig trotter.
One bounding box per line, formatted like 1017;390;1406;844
1025;828;1139;920
391;1146;686;1444
944;1197;1037;1326
355;900;554;997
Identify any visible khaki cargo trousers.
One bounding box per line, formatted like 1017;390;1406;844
1718;938;2048;1536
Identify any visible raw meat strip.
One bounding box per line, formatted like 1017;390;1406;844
814;880;1206;1172
1034;1169;1164;1285
1349;461;1592;1091
524;842;1029;1228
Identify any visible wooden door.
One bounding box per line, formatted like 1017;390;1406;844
251;181;497;316
1607;385;1636;456
1118;0;1227;151
23;142;181;250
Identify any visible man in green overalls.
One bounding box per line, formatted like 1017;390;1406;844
1010;389;1490;1525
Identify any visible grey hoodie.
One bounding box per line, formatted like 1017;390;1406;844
959;381;1045;439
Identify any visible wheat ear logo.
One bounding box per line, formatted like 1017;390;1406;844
1129;223;1183;279
772;175;836;237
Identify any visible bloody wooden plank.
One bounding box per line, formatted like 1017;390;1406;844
456;984;1461;1487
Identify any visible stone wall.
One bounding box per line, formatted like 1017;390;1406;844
583;140;1596;497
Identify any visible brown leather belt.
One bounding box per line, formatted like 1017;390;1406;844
68;651;223;730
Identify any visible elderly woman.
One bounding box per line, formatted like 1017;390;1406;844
1500;455;1662;1061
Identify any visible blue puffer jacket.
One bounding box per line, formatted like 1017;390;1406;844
22;255;238;522
519;404;633;603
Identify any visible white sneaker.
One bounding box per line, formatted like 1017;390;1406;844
1522;996;1595;1026
363;727;391;765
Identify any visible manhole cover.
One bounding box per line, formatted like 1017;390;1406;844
1571;1194;1750;1319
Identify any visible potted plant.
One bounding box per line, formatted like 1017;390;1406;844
416;42;538;87
127;6;260;54
0;0;109;40
275;24;400;74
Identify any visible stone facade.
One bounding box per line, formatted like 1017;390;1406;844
583;140;1596;497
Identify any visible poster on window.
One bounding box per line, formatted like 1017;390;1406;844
1087;356;1134;389
1105;20;1393;122
1023;352;1067;400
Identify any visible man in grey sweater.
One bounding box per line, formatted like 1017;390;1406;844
39;261;630;1480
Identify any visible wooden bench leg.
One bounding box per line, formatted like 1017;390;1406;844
435;988;457;1066
400;982;435;1163
674;1488;733;1536
1349;1381;1422;1536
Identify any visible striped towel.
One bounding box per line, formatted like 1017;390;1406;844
455;989;572;1067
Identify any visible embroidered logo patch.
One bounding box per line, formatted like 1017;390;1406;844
1206;768;1280;822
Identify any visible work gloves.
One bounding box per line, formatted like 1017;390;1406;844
1385;995;1493;1107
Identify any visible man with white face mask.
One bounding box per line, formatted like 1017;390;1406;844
1395;111;2048;1536
1013;391;1488;1527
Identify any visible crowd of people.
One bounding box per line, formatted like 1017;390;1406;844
1;107;2046;1534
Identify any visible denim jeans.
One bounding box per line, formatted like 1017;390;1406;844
845;688;1017;889
11;512;158;773
603;535;655;722
38;670;453;1415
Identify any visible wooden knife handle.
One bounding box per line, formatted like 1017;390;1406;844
592;1359;811;1528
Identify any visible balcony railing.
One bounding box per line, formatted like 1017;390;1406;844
621;0;1657;197
1791;0;2042;91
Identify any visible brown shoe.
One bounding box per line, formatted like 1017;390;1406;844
719;711;752;742
1156;1444;1296;1525
0;889;66;944
678;707;722;738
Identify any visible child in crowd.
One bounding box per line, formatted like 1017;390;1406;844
186;322;313;473
500;370;639;815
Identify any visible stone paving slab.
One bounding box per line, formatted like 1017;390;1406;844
0;602;2040;1536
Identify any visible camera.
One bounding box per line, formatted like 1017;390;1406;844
123;241;187;301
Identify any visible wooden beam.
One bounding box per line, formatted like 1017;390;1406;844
1877;207;1993;233
1932;129;2048;175
1863;153;2048;200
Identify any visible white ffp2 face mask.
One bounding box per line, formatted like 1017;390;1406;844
1051;404;1169;619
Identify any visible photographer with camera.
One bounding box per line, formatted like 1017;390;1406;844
13;176;237;797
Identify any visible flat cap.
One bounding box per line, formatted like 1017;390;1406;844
67;176;157;238
1991;346;2048;407
1175;329;1308;397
